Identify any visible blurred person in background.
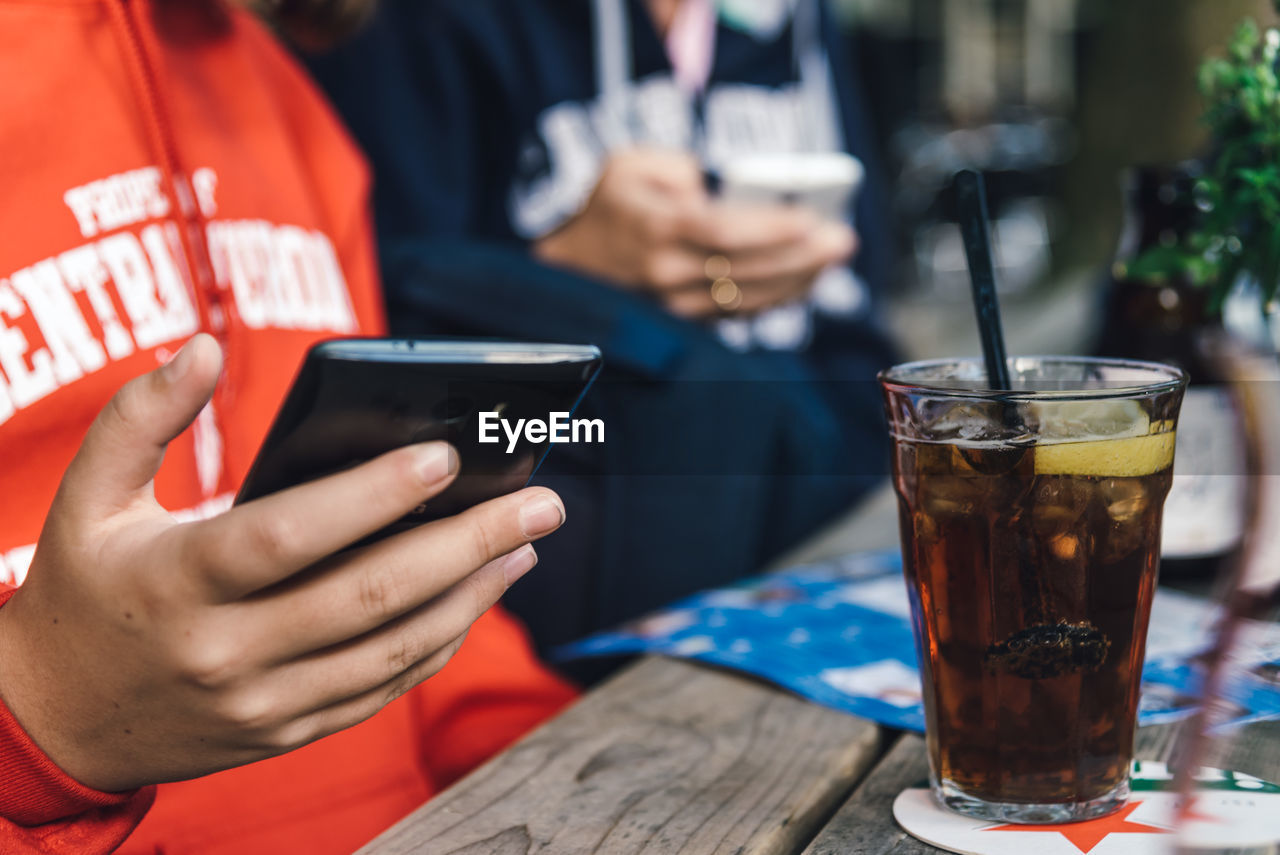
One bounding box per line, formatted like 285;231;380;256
307;0;900;659
0;1;577;852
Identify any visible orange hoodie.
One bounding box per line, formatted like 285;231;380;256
0;1;576;852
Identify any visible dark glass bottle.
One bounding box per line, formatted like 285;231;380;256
1096;165;1246;580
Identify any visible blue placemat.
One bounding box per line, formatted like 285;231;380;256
554;551;1280;731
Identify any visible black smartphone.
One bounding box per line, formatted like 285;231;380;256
235;338;602;540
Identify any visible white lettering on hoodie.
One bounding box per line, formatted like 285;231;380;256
0;165;359;429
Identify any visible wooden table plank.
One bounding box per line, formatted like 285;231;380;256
359;656;885;855
802;720;1280;854
799;733;933;855
1178;718;1280;782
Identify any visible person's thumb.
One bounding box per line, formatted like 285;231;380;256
59;334;223;516
624;148;706;200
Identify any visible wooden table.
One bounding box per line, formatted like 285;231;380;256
359;485;1280;854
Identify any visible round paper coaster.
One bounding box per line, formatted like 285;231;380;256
893;761;1280;855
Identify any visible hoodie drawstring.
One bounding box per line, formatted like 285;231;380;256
106;0;234;492
592;0;838;153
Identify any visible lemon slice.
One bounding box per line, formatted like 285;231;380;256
1029;399;1149;440
1035;431;1176;477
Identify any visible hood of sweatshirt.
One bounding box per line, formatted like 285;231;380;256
0;0;385;585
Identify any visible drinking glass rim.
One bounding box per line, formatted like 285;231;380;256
878;356;1189;402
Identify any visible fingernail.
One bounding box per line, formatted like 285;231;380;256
499;544;538;588
519;495;565;538
161;339;195;383
413;443;456;485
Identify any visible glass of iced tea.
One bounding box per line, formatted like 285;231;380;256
880;357;1187;824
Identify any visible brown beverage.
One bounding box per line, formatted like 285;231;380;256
881;358;1186;824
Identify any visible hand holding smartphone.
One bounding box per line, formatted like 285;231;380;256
236;338;602;542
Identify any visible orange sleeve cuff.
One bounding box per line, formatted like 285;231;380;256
0;586;155;852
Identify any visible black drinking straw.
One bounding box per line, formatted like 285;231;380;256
955;169;1013;390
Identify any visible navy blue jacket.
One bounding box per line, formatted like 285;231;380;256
307;0;899;658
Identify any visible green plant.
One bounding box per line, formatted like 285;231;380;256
1131;7;1280;312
